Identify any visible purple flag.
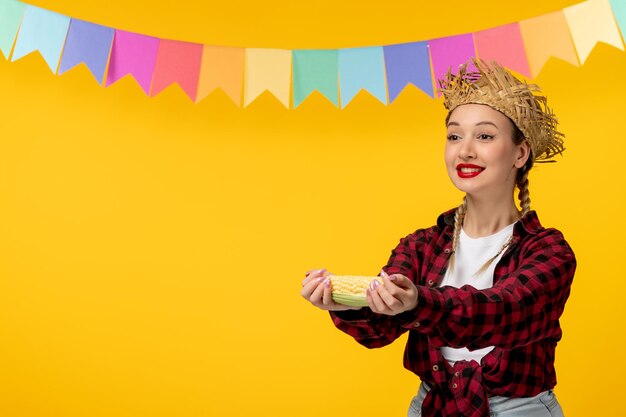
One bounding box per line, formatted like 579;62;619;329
383;41;433;101
58;19;114;83
105;30;159;94
429;34;477;96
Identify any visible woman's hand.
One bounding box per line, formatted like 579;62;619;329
301;268;362;311
367;270;418;315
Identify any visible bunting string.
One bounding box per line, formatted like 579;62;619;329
0;0;624;108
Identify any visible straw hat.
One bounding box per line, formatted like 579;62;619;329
437;57;565;163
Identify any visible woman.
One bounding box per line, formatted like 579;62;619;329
301;57;576;417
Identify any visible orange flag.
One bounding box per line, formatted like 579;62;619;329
519;11;579;77
196;45;245;106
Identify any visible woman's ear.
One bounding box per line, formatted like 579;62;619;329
514;141;531;169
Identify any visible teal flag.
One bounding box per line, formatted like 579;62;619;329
12;5;71;72
293;49;339;108
338;46;387;108
0;0;26;58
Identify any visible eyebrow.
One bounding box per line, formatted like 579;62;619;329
447;121;499;129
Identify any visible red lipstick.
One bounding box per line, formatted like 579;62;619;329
456;164;485;178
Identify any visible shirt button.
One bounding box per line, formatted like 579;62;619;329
413;321;420;328
428;280;435;286
432;364;439;372
452;383;458;389
444;248;451;254
454;371;460;377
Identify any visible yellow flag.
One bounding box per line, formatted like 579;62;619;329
519;11;579;77
244;48;292;108
564;0;624;64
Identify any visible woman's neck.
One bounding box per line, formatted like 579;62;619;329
462;195;521;238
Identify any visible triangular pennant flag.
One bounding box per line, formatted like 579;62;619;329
150;39;203;101
58;19;114;83
11;5;70;72
0;0;26;59
338;46;387;108
474;23;531;77
429;33;477;96
609;0;626;41
105;30;159;95
564;0;624;64
196;45;245;106
383;41;433;101
292;49;339;108
243;48;291;108
519;11;579;77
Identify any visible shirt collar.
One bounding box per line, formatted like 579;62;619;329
437;207;542;236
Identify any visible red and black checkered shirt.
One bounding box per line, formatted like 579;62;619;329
330;208;576;417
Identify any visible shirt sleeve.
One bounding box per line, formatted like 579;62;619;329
393;228;576;350
329;231;422;348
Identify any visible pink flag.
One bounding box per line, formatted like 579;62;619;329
105;30;159;95
151;39;204;101
474;23;531;77
429;34;477;96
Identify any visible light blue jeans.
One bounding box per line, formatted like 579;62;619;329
407;381;565;417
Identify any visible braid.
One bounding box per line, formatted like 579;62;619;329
517;168;531;217
472;168;531;277
447;195;467;273
472;234;514;277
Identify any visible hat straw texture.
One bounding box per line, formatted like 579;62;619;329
437;57;565;163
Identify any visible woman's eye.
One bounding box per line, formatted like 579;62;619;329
447;134;460;141
479;134;494;140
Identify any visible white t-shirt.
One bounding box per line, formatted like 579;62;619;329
439;221;516;365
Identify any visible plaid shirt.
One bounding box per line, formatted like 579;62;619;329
330;208;576;417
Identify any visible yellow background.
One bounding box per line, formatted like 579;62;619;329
0;0;621;415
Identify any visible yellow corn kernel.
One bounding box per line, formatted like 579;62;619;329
328;275;382;307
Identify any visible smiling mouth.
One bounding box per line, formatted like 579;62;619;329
456;165;485;178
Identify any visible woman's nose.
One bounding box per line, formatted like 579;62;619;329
459;139;476;159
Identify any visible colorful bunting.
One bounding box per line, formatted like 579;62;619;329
0;0;26;59
474;23;531;77
383;41;433;101
519;11;579;77
0;1;624;108
58;19;114;83
11;5;70;72
243;48;291;108
564;0;624;64
293;49;339;108
339;46;387;108
151;39;203;101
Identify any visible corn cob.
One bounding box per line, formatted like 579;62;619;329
328;274;382;307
